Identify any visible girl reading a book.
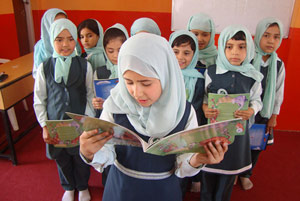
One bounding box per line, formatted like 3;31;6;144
33;19;95;201
201;25;263;201
77;19;106;71
79;33;228;201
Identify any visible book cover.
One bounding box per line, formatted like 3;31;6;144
66;112;245;156
94;78;118;99
249;124;269;150
46;119;83;148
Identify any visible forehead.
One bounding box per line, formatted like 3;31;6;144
173;42;193;50
56;29;72;37
190;29;210;34
226;39;246;45
265;25;280;34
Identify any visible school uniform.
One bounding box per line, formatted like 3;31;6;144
34;19;95;192
200;25;263;201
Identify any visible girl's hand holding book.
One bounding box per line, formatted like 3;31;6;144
92;97;104;110
234;107;254;120
42;126;60;145
203;104;219;119
189;140;228;168
80;129;113;161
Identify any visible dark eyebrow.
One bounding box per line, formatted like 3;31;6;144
124;78;152;82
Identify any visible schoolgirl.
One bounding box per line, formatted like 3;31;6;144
79;33;228;201
201;25;263;201
187;13;218;75
34;18;95;201
239;18;286;190
78;19;106;71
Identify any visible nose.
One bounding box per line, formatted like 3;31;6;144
133;84;142;98
62;39;69;47
177;52;184;60
84;37;88;42
232;46;239;55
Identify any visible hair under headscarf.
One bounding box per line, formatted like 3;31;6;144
103;23;129;79
252;17;283;118
103;33;186;138
50;18;77;84
216;25;263;82
169;30;204;102
130;17;161;36
187;13;218;66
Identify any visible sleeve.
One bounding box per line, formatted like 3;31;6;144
203;70;212;105
81;108;116;172
33;63;48;127
273;62;286;114
249;81;263;115
84;62;96;117
175;106;205;178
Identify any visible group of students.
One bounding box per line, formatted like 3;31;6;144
32;8;285;201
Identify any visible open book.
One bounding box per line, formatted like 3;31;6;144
46;119;83;148
66;112;246;156
94;78;118;99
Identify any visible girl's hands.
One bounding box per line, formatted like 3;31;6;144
80;129;113;161
42;126;59;144
203;104;219;119
92;97;104;110
234;107;254;121
189;141;228;168
267;114;277;134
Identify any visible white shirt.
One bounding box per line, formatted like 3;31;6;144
86;106;203;178
33;61;95;127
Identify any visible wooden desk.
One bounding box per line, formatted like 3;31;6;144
0;53;37;165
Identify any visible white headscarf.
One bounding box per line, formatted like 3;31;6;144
130;17;161;36
103;33;186;138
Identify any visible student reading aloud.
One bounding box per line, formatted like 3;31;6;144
169;30;205;197
33;19;95;201
201;25;264;201
79;33;228;201
77;19;106;71
239;18;286;190
130;17;161;36
187;13;218;75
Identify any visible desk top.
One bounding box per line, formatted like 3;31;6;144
0;53;33;89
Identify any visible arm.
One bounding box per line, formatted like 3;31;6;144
80;109;116;172
267;61;286;132
202;71;219;119
84;62;96;117
235;81;263;121
92;69;105;110
175;107;228;178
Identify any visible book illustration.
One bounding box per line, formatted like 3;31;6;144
145;118;246;155
94;78;118;99
249;124;269;150
66;112;143;148
66;112;245;156
208;93;249;134
46;119;83;148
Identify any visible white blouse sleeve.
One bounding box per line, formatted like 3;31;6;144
273;61;286;115
84;62;96;117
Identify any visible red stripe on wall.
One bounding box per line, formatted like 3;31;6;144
0;14;19;60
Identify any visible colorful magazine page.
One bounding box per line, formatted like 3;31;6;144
94;78;118;99
46;119;82;148
145;118;246;156
66;112;143;148
249;124;269;150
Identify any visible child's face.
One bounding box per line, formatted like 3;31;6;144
225;39;247;66
259;25;281;53
190;29;211;50
172;42;194;69
54;13;67;21
123;70;162;107
79;28;99;49
54;29;76;56
105;37;123;65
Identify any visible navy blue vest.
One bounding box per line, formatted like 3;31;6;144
43;56;87;120
96;65;111;79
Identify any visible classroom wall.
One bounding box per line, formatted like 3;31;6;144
28;0;300;131
0;0;20;60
